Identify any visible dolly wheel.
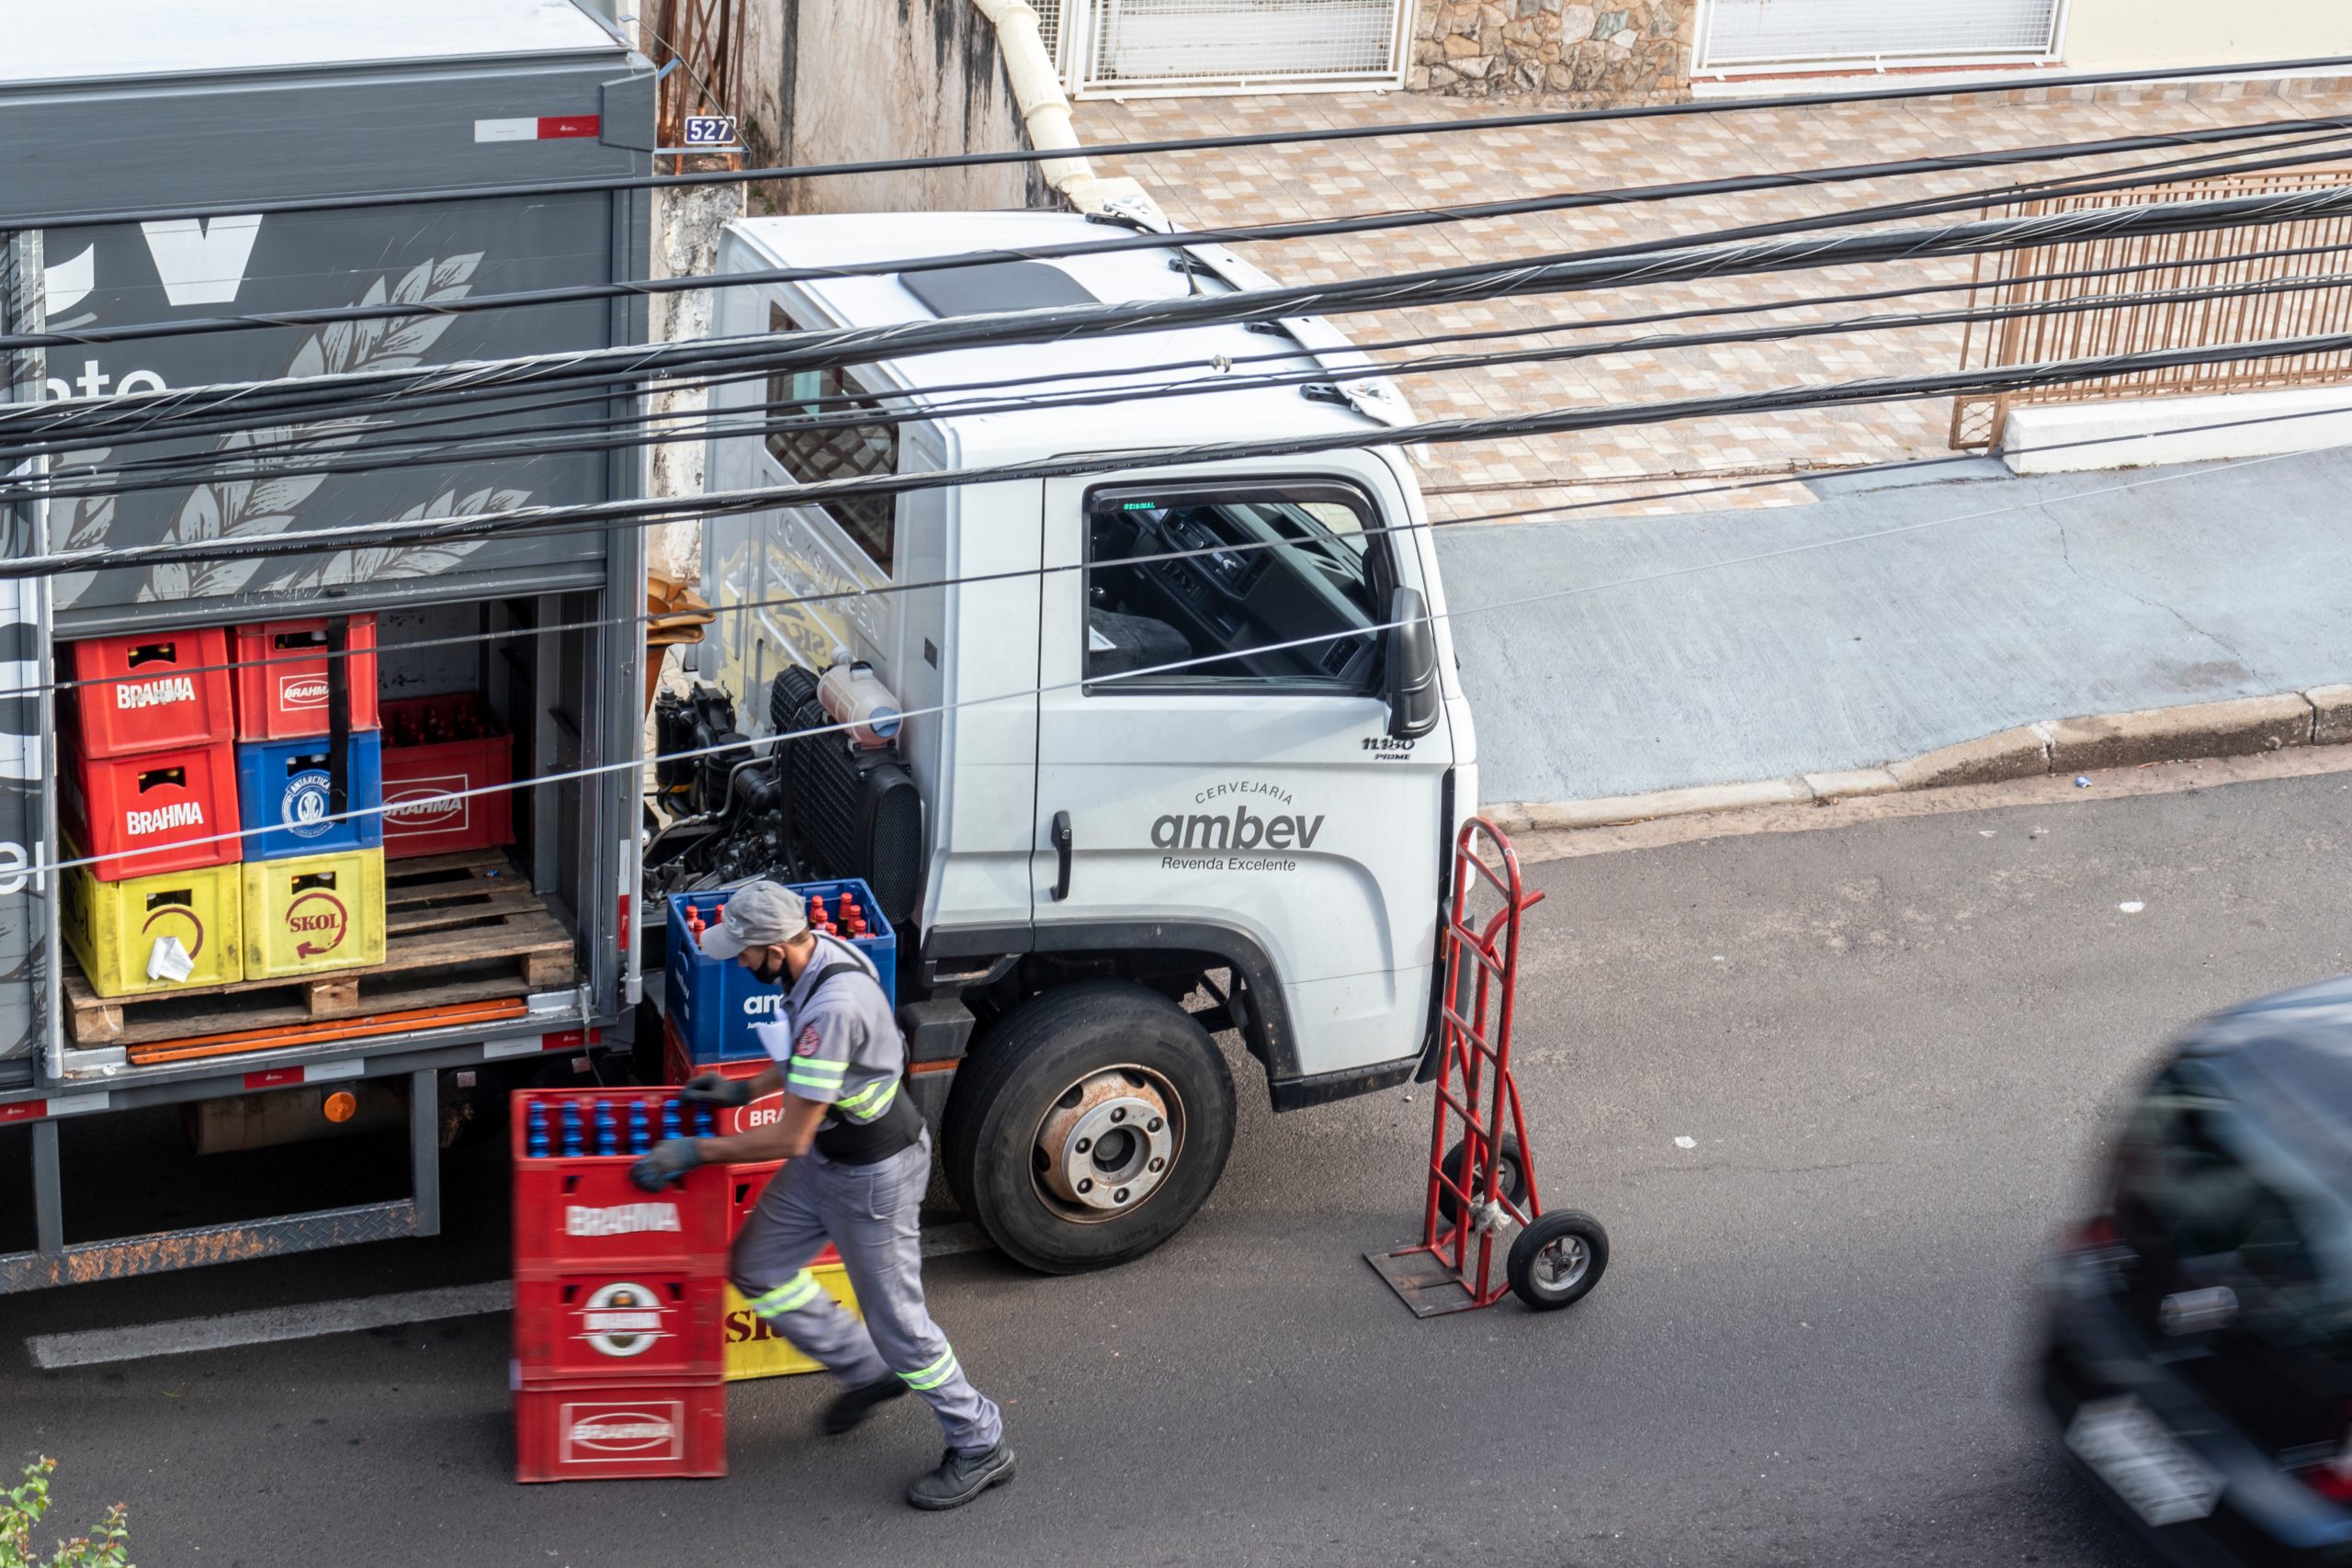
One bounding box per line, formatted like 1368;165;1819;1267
1437;1133;1527;1226
1507;1210;1610;1311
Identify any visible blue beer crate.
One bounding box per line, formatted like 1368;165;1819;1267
233;730;385;862
665;878;896;1063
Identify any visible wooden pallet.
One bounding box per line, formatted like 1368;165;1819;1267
65;850;577;1048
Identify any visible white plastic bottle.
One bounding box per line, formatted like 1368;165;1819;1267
818;661;902;750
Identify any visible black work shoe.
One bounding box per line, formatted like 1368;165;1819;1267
905;1442;1016;1510
820;1376;908;1436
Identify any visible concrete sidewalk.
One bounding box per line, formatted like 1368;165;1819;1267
1437;443;2352;806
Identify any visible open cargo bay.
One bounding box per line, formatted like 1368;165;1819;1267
0;0;653;1289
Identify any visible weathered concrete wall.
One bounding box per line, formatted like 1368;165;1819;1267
1410;0;1693;99
741;0;1048;216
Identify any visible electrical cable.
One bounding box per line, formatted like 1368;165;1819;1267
30;429;2332;876
28;122;2352;464
62;219;2352;492
23;174;2352;464
18;51;2352;231
17;113;2352;355
16;316;2352;581
26;261;2352;509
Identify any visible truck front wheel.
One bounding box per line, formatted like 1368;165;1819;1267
942;981;1237;1274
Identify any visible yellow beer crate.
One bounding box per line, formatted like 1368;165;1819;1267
61;861;243;998
722;1266;860;1381
242;848;386;978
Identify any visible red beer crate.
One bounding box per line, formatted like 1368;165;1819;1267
64;627;235;760
514;1380;726;1483
379;692;514;860
232;615;379;740
511;1089;729;1276
513;1270;726;1383
62;739;241;880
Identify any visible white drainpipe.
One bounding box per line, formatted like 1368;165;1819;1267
970;0;1168;226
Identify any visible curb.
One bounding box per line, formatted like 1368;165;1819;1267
1491;686;2352;835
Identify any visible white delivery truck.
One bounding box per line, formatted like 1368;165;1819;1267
670;212;1479;1273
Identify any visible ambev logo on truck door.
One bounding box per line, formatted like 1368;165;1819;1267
1150;779;1324;873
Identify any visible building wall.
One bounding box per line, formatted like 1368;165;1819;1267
2062;0;2352;72
1411;0;1693;98
739;0;1046;216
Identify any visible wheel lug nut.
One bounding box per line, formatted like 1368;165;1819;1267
1114;1188;1130;1203
1075;1136;1091;1153
1110;1108;1126;1122
1147;1117;1163;1133
1148;1156;1165;1172
1078;1178;1093;1194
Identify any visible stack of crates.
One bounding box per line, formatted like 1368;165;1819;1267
379;690;515;859
663;880;895;1380
228;616;387;978
60;628;247;997
511;1088;729;1482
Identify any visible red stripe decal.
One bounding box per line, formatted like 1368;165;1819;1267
0;1099;44;1123
244;1067;303;1089
541;1028;602;1052
537;116;600;140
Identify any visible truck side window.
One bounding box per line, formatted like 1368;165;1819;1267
765;302;897;572
1083;480;1385;692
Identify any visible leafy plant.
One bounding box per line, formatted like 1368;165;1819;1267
1;1458;130;1568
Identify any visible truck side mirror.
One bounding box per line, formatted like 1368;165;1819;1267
1384;587;1441;740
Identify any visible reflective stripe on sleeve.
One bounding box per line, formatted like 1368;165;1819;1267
833;1076;899;1122
899;1347;959;1391
749;1269;824;1318
786;1060;848;1096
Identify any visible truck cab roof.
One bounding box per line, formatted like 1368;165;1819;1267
724;211;1413;470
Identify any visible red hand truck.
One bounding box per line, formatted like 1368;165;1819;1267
1368;818;1610;1316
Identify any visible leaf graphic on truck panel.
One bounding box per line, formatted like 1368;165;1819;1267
132;254;485;604
266;487;531;592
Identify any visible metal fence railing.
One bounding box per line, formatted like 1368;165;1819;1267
650;0;746;152
1951;167;2352;450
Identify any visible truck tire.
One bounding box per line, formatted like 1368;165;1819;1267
943;980;1237;1274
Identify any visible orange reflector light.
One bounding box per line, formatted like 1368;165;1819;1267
322;1090;358;1123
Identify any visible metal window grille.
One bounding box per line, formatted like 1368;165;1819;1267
765;306;898;571
1695;0;2064;72
1065;0;1410;96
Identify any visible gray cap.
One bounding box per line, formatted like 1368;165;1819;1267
698;879;808;960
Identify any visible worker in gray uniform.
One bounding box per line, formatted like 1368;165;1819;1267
630;879;1014;1510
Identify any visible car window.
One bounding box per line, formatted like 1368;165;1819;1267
765;302;897;573
1082;481;1385;691
2118;1065;2352;1355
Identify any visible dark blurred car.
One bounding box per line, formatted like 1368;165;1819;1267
2041;975;2352;1566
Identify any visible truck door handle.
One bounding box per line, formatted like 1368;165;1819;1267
1050;810;1073;902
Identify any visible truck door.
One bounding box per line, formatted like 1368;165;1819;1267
1032;466;1453;1084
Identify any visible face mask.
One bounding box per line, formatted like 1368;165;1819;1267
751;947;787;986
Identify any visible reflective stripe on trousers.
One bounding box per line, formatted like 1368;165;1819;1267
729;1130;1003;1455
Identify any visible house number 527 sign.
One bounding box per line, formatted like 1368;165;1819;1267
682;115;739;147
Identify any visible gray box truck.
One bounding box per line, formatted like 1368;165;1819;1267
0;0;656;1290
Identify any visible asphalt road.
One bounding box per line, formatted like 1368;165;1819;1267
8;763;2352;1567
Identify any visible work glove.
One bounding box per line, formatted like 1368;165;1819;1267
679;1072;754;1109
630;1137;705;1192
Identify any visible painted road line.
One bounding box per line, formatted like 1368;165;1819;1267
27;1280;514;1370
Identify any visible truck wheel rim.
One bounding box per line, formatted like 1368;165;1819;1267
1032;1065;1182;1223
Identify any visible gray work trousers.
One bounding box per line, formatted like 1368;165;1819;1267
729;1130;1003;1456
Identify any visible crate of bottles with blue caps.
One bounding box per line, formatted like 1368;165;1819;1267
664;878;895;1064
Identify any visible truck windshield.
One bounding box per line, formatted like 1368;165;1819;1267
2115;1063;2352;1359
